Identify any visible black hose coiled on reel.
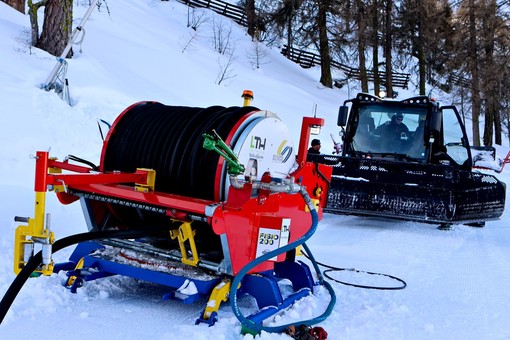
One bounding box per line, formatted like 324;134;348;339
102;102;258;200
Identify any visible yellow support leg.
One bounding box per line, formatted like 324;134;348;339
202;279;231;321
14;191;55;276
169;221;199;266
66;257;85;286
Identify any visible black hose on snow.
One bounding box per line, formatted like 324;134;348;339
301;250;407;290
0;228;169;325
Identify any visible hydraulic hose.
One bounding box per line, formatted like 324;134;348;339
300;249;407;290
229;187;336;335
0;228;170;325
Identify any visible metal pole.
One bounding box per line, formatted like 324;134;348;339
42;0;99;89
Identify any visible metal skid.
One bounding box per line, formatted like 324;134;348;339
55;241;222;301
54;241;317;327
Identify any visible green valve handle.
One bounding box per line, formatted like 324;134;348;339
202;130;245;176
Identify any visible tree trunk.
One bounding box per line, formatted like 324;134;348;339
372;0;380;96
384;0;393;98
494;95;502;145
417;0;426;95
357;0;368;92
245;0;257;39
3;0;25;13
482;0;501;146
36;0;73;58
28;0;48;46
468;0;481;146
358;41;368;93
483;96;494;146
317;0;332;88
286;0;294;54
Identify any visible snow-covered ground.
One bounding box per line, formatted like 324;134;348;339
1;1;509;339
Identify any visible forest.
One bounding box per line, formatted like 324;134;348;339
3;0;510;147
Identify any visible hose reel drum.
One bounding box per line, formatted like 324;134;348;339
101;102;296;203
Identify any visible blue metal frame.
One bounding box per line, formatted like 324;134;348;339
55;241;222;301
239;261;315;327
55;241;317;327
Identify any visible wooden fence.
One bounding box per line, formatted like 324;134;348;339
281;45;411;89
173;0;248;27
450;74;471;87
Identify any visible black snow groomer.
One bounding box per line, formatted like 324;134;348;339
322;93;506;228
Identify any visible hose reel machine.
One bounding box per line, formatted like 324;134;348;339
7;98;335;334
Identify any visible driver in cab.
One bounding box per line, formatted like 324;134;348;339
375;113;409;143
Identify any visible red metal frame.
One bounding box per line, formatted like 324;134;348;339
37;151;150;188
37;150;157;206
501;150;510;172
296;117;325;167
31;113;333;277
35;151;215;218
70;183;215;216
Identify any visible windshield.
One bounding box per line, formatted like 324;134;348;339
352;103;427;159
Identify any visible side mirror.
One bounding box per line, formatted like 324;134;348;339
338;106;348;127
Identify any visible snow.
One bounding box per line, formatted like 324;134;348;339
1;1;509;339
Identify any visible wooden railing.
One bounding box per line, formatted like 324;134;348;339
281;45;411;89
450;74;471;87
173;0;248;26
